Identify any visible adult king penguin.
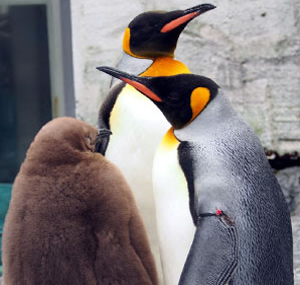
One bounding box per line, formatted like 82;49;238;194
96;4;216;281
2;117;158;285
97;67;294;285
97;3;216;154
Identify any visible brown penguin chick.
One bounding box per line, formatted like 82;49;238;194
2;117;158;285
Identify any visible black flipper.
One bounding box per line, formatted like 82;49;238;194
95;81;126;155
95;129;112;155
179;214;238;285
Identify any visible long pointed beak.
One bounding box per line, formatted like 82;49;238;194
161;3;216;33
183;3;216;16
97;66;162;102
97;66;137;82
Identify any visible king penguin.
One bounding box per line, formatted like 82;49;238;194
97;67;294;285
2;117;158;285
96;5;216;280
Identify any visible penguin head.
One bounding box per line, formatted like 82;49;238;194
97;67;219;129
35;117;99;154
123;4;216;59
24;117;99;168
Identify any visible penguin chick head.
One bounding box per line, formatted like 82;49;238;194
97;67;219;129
27;117;99;165
123;4;216;59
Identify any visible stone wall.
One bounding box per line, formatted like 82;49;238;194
70;0;300;282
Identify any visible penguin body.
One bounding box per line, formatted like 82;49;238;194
97;69;294;284
2;117;158;285
98;60;188;285
175;91;293;284
152;129;195;284
97;6;215;279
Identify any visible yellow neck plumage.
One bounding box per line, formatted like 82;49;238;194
160;127;179;150
141;57;190;77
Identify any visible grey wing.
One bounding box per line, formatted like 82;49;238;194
179;215;238;285
178;142;238;284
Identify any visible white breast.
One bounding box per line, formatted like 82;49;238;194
106;85;169;280
153;131;195;285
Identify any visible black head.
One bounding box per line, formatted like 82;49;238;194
123;4;216;58
97;67;219;129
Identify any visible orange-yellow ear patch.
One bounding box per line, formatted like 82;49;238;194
190;87;210;121
123;28;135;57
123;27;144;59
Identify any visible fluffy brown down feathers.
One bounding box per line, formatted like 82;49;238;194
2;117;158;285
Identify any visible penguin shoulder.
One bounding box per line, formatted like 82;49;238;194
175;90;248;143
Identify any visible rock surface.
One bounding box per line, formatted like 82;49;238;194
276;167;300;214
276;167;300;282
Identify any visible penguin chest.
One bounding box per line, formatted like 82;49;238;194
106;84;170;208
153;129;195;285
107;84;169;166
105;85;169;279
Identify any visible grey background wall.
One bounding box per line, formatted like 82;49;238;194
70;0;300;282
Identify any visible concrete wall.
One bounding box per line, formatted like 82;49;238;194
70;0;300;282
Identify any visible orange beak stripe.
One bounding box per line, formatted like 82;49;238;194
121;77;163;102
160;11;199;33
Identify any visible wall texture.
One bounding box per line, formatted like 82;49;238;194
70;0;300;282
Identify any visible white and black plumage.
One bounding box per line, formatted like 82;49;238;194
96;5;216;281
97;68;294;285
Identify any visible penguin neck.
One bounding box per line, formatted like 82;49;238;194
140;57;190;77
116;52;153;76
159;127;180;151
175;90;240;142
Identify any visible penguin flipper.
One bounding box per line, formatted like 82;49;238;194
179;215;238;285
95;129;112;155
96;81;126;155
